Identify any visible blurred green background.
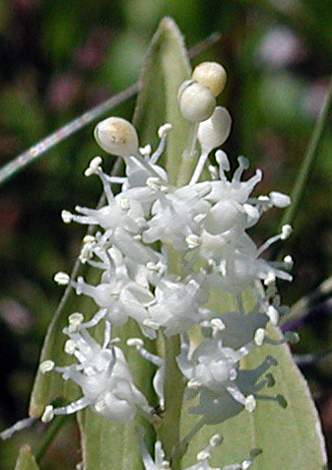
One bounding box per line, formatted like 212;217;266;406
1;0;332;468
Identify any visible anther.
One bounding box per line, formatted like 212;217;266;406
61;210;73;224
54;272;70;285
41;405;54;423
40;360;55;374
158;123;172;138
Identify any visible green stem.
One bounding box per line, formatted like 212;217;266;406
35;415;69;463
280;74;332;228
173;418;205;461
177;123;199;187
157;334;186;470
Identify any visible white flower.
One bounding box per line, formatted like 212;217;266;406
147;278;204;336
41;322;150;423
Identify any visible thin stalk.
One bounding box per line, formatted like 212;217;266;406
0;84;138;186
157;334;186;470
280;75;332;228
0;33;221;187
177;123;199;187
156;242;186;469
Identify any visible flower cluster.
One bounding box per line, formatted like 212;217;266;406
40;61;295;468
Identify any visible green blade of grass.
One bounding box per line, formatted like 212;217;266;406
281;75;332;228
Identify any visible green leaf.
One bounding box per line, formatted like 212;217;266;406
181;325;327;470
14;445;40;470
133;16;191;185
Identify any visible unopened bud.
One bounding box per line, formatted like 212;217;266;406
94;117;139;157
198;106;232;154
178;80;216;123
192;61;227;97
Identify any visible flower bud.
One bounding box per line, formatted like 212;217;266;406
192;61;227;97
198;106;232;155
94;117;139;157
178;80;216;123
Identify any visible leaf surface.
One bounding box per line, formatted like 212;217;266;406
14;446;40;470
181;325;327;470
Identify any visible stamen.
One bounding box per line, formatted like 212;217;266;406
61;210;73;224
254;328;265;346
186;234;201;249
54;272;70;285
84;156;103;176
284;255;293;270
244;395;256;412
139;144;151;158
65;339;77;355
281;224;292;240
158;123;172;139
188;378;202;389
40;360;55;373
41;405;54;423
267;305;279;325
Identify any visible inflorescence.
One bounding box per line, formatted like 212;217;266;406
39;61;296;469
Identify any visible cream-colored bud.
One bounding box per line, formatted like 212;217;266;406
178;80;216;123
198;106;232;155
192;62;227;97
94;117;139;157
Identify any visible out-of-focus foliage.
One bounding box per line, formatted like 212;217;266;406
1;0;332;469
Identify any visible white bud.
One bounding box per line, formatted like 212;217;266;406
41;405;54;423
192;61;227;97
94;117;139;157
198;106;232;155
54;272;70;285
40;360;55;374
178;80;216;123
